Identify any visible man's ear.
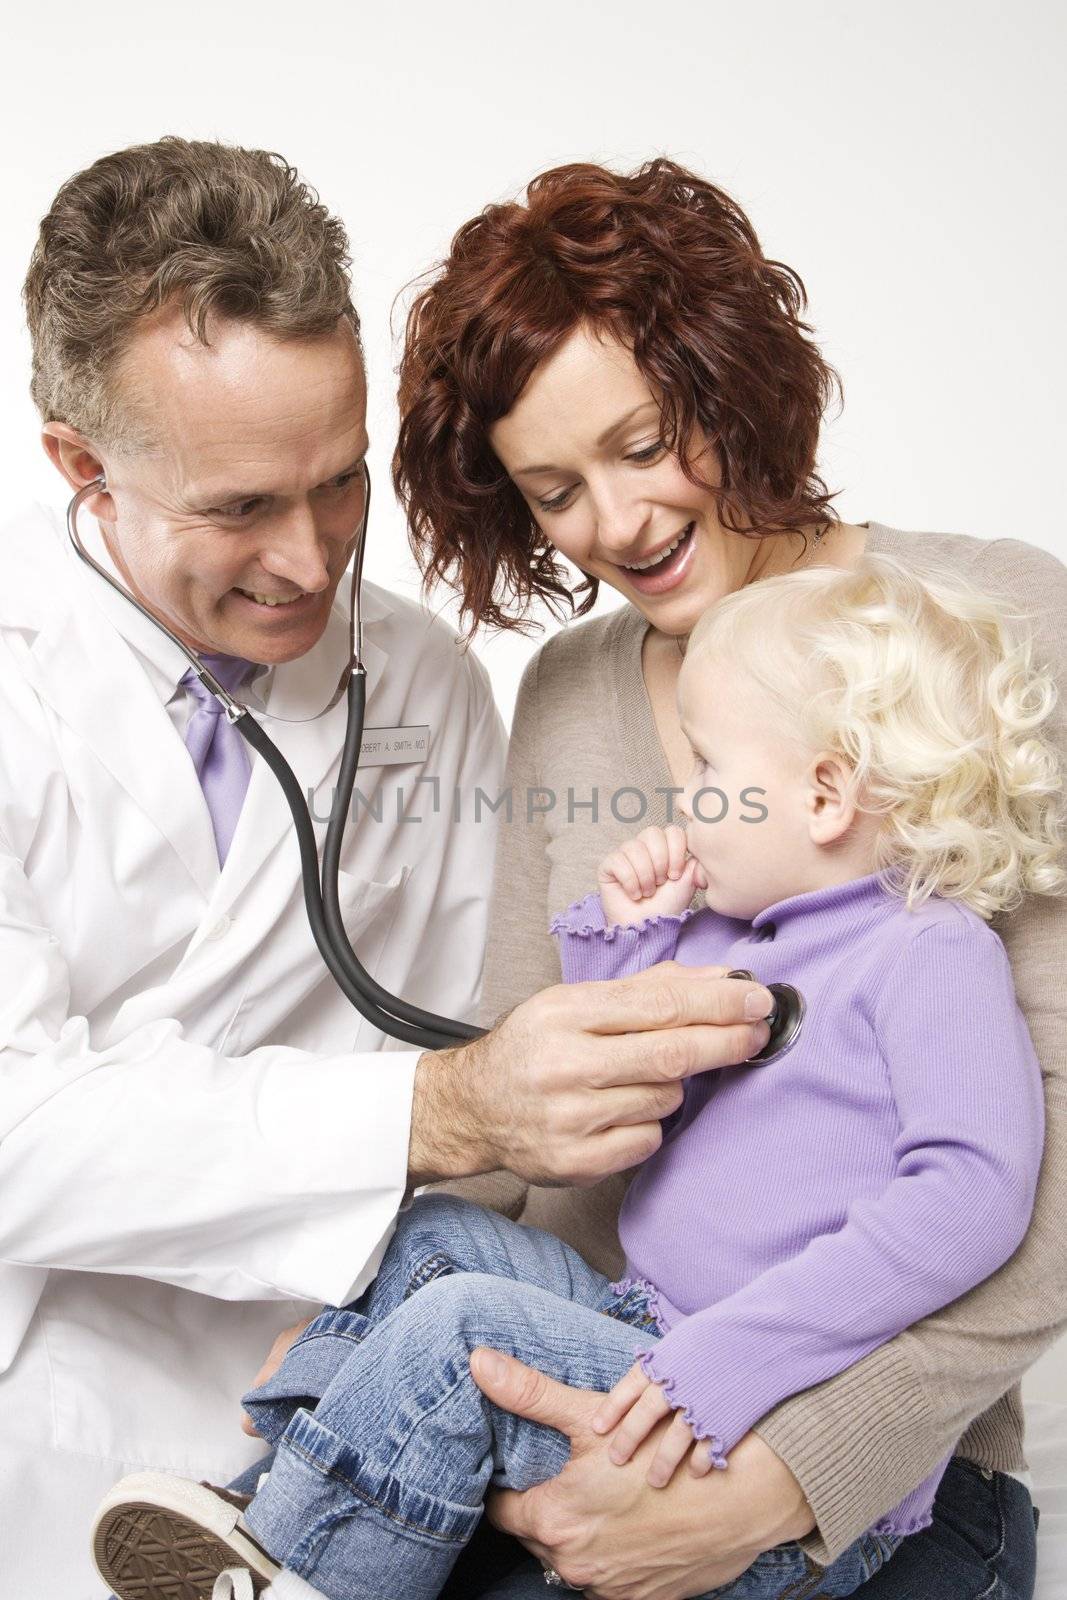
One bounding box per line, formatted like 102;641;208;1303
805;752;859;845
41;423;114;521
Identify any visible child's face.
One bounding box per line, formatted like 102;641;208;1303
677;654;828;920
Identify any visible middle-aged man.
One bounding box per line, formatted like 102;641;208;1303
0;139;777;1597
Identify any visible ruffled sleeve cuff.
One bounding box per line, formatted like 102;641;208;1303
549;894;695;982
636;1346;729;1469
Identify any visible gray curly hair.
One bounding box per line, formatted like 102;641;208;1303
23;135;359;449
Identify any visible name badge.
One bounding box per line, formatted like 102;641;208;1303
359;725;430;767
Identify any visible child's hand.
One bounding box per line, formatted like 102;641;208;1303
241;1315;315;1436
597;824;707;927
591;1361;718;1488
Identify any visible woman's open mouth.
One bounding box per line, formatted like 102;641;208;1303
615;523;696;595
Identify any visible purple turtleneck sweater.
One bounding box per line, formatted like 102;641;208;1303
551;873;1044;1537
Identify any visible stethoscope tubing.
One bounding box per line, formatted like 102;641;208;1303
235;690;481;1048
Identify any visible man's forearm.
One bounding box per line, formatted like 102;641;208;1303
406;1046;496;1187
406;971;774;1192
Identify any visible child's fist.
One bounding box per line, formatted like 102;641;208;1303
597;824;706;927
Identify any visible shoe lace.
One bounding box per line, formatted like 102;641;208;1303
212;1569;255;1600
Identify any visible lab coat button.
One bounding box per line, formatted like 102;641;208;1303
754;921;776;942
205;915;232;941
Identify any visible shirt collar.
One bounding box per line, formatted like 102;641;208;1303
750;871;900;940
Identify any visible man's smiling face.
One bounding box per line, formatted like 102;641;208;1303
78;309;369;665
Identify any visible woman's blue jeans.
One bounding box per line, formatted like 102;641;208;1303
438;1459;1041;1600
237;1194;904;1600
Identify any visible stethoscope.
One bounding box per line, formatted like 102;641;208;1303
66;469;805;1063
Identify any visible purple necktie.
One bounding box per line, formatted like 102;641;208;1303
180;654;256;866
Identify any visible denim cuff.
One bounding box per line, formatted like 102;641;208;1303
247;1406;483;1558
241;1308;373;1445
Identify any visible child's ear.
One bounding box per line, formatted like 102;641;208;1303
805;752;858;845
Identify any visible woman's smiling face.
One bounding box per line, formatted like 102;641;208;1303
489;324;771;636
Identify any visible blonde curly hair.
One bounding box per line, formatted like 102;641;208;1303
685;552;1066;920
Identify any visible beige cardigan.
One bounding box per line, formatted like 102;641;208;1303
459;519;1067;1566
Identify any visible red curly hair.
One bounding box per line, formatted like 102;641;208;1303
393;158;841;634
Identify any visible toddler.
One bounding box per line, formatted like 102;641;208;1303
94;554;1064;1600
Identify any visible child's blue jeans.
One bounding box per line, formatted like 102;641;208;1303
239;1194;903;1600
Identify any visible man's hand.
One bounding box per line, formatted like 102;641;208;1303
406;966;774;1189
470;1349;815;1600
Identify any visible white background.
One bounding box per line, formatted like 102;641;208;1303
3;0;1065;1406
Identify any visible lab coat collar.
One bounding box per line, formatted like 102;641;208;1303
72;514;196;705
11;502;391;903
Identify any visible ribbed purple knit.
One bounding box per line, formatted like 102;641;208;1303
550;873;1044;1538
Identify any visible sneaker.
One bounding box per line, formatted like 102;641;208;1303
91;1471;281;1599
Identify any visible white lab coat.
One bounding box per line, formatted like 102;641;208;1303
0;503;506;1597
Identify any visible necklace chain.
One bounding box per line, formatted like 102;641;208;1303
674;523;827;660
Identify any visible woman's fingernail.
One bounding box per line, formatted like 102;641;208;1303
748;1021;771;1054
744;989;773;1020
475;1350;507;1384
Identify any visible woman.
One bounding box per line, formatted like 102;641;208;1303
393;160;1066;1598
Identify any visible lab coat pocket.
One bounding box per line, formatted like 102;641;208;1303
220;862;413;1055
329;864;414;1048
310;862;412;1006
336;862;411;938
39;1270;312;1477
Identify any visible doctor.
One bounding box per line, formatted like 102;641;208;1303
0;138;775;1597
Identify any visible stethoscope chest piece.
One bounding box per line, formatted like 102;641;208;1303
727;969;806;1065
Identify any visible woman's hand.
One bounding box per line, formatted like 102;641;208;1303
240;1315;314;1437
597;825;706;928
591;1362;717;1488
471;1348;815;1600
